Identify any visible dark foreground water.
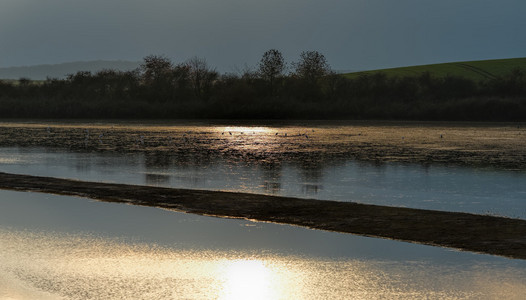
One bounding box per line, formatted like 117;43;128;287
1;190;525;299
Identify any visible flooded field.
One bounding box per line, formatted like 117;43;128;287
1;120;526;298
1;190;526;299
1;121;525;218
1;121;526;169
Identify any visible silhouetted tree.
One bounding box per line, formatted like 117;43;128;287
258;49;285;96
91;69;140;100
140;55;176;102
3;52;526;121
487;67;525;96
170;64;191;96
186;57;218;99
293;51;331;85
140;55;173;84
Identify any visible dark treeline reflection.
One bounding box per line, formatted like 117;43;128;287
126;147;347;195
1;51;526;120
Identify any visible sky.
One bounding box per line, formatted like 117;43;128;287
1;0;526;73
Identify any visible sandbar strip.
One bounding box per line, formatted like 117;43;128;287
0;171;525;259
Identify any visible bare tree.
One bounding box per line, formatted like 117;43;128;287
186;57;218;99
140;55;173;84
258;49;285;95
293;50;331;84
171;63;191;91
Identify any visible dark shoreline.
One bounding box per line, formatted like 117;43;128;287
1;172;525;260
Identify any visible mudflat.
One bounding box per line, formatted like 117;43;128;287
0;121;525;169
1;171;525;259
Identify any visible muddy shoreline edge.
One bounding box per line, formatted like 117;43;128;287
1;172;525;260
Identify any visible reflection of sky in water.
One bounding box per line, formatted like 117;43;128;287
1;190;525;299
1;146;526;218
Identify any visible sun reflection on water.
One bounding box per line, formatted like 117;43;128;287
218;126;273;134
1;228;526;299
219;259;275;300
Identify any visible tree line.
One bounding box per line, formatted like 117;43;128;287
1;50;526;120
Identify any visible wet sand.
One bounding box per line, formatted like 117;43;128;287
1;171;525;260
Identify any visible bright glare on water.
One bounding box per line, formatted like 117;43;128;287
1;190;526;299
2;229;526;299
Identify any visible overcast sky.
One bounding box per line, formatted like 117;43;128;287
1;0;525;72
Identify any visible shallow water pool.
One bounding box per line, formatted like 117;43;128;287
1;190;525;299
1;146;525;219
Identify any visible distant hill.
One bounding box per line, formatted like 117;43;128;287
0;60;141;80
344;57;526;81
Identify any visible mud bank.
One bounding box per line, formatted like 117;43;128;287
1;121;526;169
1;171;525;259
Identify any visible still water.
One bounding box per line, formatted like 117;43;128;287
1;146;526;218
1;123;526;298
1;190;526;299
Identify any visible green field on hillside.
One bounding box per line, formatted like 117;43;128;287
344;57;526;81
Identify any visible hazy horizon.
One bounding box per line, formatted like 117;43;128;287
1;0;526;73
